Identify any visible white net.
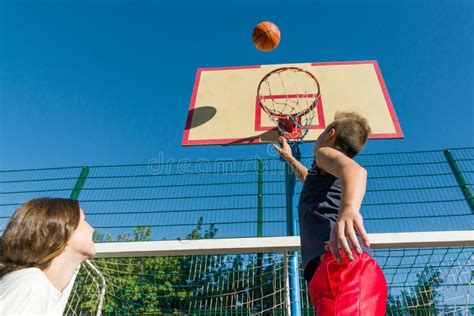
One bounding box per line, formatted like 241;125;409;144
65;260;105;316
66;233;473;315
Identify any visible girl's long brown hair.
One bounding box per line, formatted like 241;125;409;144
0;198;81;277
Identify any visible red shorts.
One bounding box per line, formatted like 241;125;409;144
308;248;388;316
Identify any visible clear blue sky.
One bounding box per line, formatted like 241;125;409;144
1;0;473;170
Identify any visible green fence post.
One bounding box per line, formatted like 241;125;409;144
70;167;90;200
256;159;265;313
257;159;264;237
444;150;474;212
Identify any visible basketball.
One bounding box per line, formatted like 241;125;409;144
252;21;281;52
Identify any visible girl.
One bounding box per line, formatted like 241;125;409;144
0;198;95;315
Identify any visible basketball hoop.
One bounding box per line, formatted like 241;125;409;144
257;67;321;142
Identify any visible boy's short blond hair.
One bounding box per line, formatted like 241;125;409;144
325;112;371;158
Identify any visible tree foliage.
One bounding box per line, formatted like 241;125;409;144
387;266;443;315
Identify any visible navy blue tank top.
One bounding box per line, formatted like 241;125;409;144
298;160;373;281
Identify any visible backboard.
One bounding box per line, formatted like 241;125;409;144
182;61;403;146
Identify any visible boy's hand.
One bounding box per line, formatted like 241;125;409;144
328;207;370;262
272;136;293;161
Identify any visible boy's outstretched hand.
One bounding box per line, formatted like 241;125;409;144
272;136;293;161
328;206;371;262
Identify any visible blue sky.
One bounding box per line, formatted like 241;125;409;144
1;0;473;170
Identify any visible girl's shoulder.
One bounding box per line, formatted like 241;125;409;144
0;268;60;314
1;267;53;294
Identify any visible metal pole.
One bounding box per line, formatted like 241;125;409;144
70;166;90;200
285;144;302;316
284;252;291;316
257;159;264;313
444;150;474;212
257;159;264;237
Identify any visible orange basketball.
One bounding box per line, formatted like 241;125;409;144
252;21;281;52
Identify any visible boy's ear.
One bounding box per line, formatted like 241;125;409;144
327;128;336;140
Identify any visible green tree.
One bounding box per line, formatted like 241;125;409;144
387;266;442;315
69;219;288;315
68;217;217;315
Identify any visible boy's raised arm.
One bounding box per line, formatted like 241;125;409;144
315;146;371;262
273;137;309;183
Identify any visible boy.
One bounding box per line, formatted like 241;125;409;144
273;112;388;315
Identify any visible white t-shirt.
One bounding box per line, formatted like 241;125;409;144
0;267;78;316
